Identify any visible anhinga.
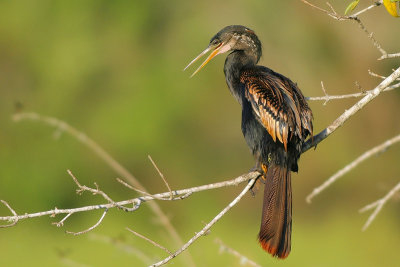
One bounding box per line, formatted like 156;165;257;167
185;25;313;258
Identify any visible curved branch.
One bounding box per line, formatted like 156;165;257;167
66;209;108;236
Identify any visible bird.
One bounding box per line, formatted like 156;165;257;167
184;25;313;258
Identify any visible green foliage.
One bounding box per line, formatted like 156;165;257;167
345;0;360;15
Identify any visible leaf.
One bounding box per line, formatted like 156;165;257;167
345;0;360;15
383;0;399;17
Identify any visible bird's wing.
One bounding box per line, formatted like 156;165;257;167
240;68;311;151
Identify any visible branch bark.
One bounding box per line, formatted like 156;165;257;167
0;172;259;224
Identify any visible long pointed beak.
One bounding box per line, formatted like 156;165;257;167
184;43;223;78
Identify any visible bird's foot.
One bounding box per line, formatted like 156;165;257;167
248;165;266;197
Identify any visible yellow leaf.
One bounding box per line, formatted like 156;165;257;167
383;0;399;17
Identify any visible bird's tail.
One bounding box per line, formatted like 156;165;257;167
258;163;292;259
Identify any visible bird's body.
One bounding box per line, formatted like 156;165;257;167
185;25;313;259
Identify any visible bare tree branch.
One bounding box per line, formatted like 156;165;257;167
148;155;173;200
126;227;172;255
11;112;194;267
300;1;400;152
88;233;153;264
379;52;400;60
359;181;400;231
306;81;399;102
300;2;400;237
302;66;400;153
349;1;382;18
352;17;387;57
215;238;262;267
150;178;257;267
300;0;392;59
0;200;18;228
116;178;170;201
53;213;73;227
0;172;259;224
300;0;346;20
306;133;400;203
65;209;108;236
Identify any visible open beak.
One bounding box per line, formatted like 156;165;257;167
184;43;224;78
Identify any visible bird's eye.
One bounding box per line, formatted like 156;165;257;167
211;39;220;46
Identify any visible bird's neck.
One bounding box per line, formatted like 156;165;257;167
224;50;258;104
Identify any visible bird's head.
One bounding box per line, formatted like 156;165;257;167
184;25;262;77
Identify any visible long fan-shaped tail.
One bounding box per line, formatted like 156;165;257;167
258;163;292;258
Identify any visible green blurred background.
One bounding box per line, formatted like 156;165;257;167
1;1;399;266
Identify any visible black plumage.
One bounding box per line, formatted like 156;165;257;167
185;25;313;258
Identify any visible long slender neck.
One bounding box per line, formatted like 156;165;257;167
224;50;258;105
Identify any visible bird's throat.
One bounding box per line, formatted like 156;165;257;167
224;50;257;105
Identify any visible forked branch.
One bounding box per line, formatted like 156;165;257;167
359;181;400;231
306;133;400;203
150;178;257;267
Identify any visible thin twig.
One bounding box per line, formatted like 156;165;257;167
150;178;257;267
306;82;399;102
302;67;400;153
379;52;400;60
65;209;108;236
349;1;382;18
300;0;389;59
12;111;194;267
367;69;400;82
368;70;386;79
53;213;73;227
126;227;172;255
68;170;113;203
117;178;196;201
116;178;162;199
0;172;260;224
89;233;153;264
352;17;387;57
0;200;18;228
320;81;329;105
148;155;173;200
306;133;400;203
359;181;400;231
68;170;134;212
215;238;262;267
300;0;347;20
